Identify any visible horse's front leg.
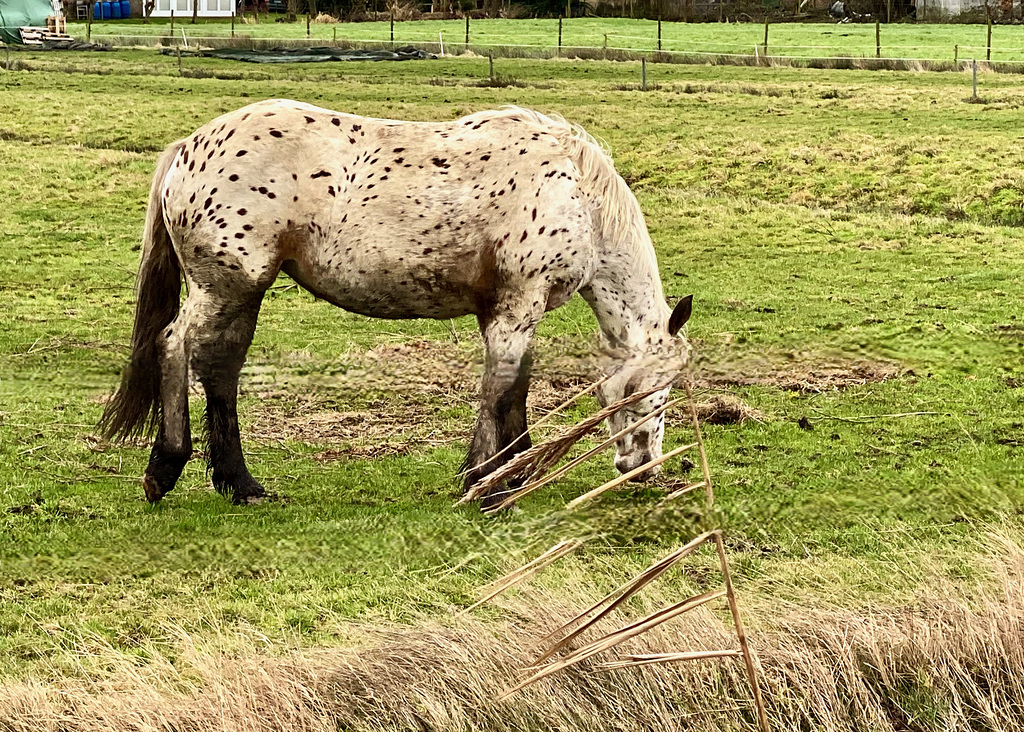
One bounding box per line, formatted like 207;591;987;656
464;302;542;510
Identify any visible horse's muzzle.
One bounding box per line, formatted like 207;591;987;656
615;457;663;482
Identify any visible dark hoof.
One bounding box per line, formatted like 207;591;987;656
480;486;517;513
142;475;164;503
230;478;268;506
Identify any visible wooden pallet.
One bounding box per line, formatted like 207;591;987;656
18;23;74;45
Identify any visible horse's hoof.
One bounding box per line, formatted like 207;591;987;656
142;475;164;503
231;480;268;505
233;492;271;506
480;490;517;514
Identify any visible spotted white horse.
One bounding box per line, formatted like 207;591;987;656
100;100;692;509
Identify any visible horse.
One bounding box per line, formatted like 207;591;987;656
98;100;693;509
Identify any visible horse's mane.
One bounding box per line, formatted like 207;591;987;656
461;106;663;299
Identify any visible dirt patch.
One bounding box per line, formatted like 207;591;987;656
238;340;898;448
695;355;900;393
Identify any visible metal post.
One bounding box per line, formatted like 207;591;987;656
169;8;174;39
657;17;661;51
641;57;646;91
390;11;393;45
86;1;93;41
465;13;469;45
954;43;958;64
973;58;978;98
306;14;310;37
875;19;880;58
763;16;769;56
231;5;235;37
333;27;336;44
488;53;494;81
557;16;562;55
987;16;992;61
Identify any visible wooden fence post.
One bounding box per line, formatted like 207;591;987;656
987;14;992;61
169;9;175;39
763;16;768;57
306;13;310;37
875;19;880;58
657;17;661;51
641;57;646;91
86;1;93;41
390;11;394;45
557;16;562;55
465;13;469;45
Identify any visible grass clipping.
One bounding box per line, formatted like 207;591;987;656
7;539;1024;731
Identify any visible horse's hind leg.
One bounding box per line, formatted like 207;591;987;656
143;318;192;503
464;301;543;509
190;294;266;504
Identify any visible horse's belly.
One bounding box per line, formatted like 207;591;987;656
282;256;482;320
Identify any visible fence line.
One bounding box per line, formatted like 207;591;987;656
64;29;1024;64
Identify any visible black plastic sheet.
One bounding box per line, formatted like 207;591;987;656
159;45;436;63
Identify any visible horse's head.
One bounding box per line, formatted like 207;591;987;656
596;295;692;481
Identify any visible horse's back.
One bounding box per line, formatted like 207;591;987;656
160;100;597;319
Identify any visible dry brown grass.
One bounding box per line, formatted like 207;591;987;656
6;537;1024;731
237;340;889;452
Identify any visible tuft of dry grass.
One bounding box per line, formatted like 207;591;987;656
8;537;1024;731
691;393;766;425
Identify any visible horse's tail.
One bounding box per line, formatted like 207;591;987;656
99;141;185;441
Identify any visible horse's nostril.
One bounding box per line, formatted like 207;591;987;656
615;458;631;474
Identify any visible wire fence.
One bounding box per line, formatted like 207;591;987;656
11;18;1024;66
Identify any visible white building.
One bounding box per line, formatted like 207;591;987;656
149;0;235;18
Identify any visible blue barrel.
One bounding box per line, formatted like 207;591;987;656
92;1;101;18
110;0;121;18
120;0;131;18
100;1;111;19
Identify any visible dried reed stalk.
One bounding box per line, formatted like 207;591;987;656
485;397;685;513
665;480;706;501
455;374;612;482
456;539;583;617
500;589;727;699
563;442;696;511
531;532;717;667
595;649;743;670
458;384;670;505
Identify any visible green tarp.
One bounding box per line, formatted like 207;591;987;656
0;0;53;44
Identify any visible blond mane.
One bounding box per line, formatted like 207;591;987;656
460;107;665;301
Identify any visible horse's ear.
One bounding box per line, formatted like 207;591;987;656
668;295;692;336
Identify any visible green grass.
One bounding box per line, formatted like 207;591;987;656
1;50;1023;681
63;17;1024;62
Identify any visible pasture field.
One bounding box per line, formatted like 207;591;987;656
1;50;1024;729
67;16;1024;63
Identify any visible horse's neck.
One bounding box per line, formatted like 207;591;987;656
584;246;669;353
